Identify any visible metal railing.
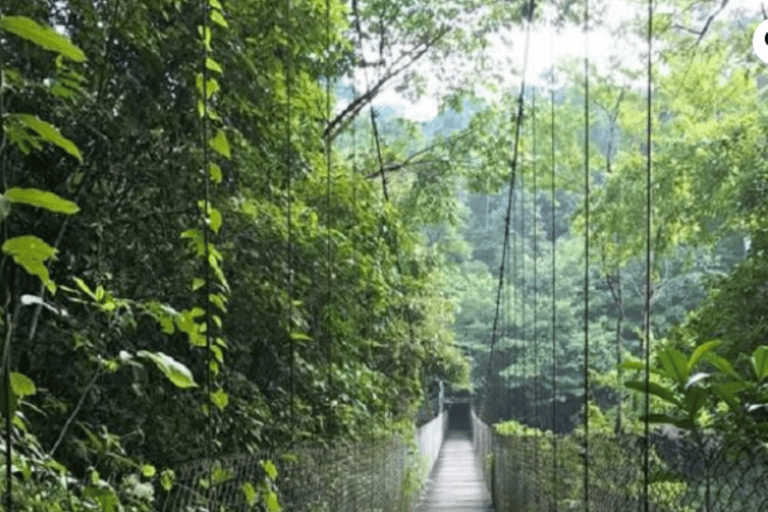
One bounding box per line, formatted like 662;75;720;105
165;412;448;511
471;410;768;512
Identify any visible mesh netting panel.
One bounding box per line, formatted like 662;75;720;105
471;412;768;512
164;436;421;512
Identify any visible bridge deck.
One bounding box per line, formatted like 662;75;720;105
417;430;495;512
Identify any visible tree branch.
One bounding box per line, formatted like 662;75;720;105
325;27;450;142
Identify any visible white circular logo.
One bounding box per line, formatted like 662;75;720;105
753;20;768;64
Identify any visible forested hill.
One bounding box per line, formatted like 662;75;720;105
2;0;768;509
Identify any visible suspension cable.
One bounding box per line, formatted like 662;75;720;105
643;0;654;509
200;0;214;476
283;0;296;444
324;0;334;399
582;0;591;507
549;7;558;510
532;87;540;509
485;0;536;386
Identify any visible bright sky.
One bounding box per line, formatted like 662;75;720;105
366;0;759;122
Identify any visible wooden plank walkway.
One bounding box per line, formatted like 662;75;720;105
417;430;495;512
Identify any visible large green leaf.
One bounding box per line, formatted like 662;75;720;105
2;235;57;293
0;16;86;62
137;351;197;389
10;373;36;397
659;349;689;387
5;187;79;214
209;129;231;159
625;380;681;406
8;114;83;162
753;346;768;382
688;340;720;373
705;353;742;380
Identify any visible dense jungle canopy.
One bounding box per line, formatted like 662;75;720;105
0;0;767;509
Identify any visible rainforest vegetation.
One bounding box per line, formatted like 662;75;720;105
0;0;767;509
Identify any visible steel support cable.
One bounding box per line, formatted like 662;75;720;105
549;7;558;509
200;0;215;488
582;0;591;508
643;0;653;510
521;168;526;426
532;88;540;508
485;0;536;391
324;0;334;402
0;5;11;505
283;0;296;444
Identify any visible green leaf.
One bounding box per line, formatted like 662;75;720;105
209;162;222;184
290;331;312;342
192;278;205;291
136;351;197;389
659;349;689;387
2;235;57;293
209;207;222;233
625;380;681;406
10;373;36;397
210;10;228;28
712;382;747;412
206;57;223;74
141;464;156;478
683;386;707;415
688;340;720;373
209;0;224;10
705;353;742;380
262;460;278;480
209;129;231;159
4;187;79;214
73;276;97;300
0;16;87;62
160;469;175;491
210;388;228;411
241;482;257;506
266;491;280;512
753;346;768;382
8;114;83;162
212;464;233;484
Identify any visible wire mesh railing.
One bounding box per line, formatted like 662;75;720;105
471;411;768;512
164;411;448;512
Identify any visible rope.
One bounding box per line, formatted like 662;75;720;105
643;0;654;509
485;0;536;387
582;0;591;508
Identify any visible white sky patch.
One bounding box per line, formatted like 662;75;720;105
341;0;762;123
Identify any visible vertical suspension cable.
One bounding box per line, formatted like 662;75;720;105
521;168;526;426
324;0;333;397
485;0;535;392
532;87;540;509
0;6;11;506
283;0;295;444
643;0;653;510
549;7;558;510
199;0;214;474
582;0;591;508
